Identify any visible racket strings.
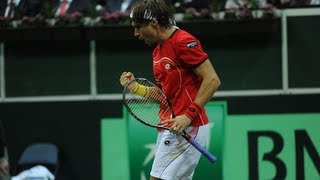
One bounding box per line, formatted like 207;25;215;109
124;79;172;126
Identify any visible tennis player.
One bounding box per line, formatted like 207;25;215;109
119;0;221;179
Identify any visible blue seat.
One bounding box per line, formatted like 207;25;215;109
15;142;59;176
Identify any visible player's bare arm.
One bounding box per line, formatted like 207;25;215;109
193;59;221;107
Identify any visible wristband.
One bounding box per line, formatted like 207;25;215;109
184;102;202;120
132;83;148;97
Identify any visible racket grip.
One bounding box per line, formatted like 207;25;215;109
188;138;217;164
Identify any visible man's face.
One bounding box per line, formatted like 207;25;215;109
132;21;157;47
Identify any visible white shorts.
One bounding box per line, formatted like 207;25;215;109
150;124;210;180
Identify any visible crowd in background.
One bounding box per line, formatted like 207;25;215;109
0;0;319;20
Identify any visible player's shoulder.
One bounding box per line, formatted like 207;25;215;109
173;29;200;48
174;29;197;41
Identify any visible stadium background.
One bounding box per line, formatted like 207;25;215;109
0;8;319;180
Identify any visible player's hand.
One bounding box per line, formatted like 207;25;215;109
160;115;192;134
120;72;135;87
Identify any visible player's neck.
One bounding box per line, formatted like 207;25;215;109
158;27;177;45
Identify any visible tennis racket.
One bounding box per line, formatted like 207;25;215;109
122;78;217;164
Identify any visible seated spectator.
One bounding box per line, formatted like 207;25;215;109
1;159;55;180
0;120;54;180
0;157;10;180
54;0;92;17
310;0;320;5
92;0;106;15
0;120;10;180
289;0;319;7
0;0;12;18
224;0;249;10
101;0;172;14
266;0;290;8
12;165;55;180
0;0;46;19
22;0;46;17
175;0;211;11
0;0;24;18
101;0;137;13
106;0;126;13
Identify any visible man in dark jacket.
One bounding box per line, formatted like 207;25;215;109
0;0;47;18
53;0;92;16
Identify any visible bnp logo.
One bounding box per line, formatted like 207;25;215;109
248;130;320;180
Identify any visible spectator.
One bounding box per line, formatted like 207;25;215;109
22;0;47;17
100;0;137;13
97;0;175;14
0;158;10;180
104;0;121;13
289;0;320;6
224;0;249;10
266;0;290;8
0;120;55;180
0;0;22;18
53;0;92;17
0;119;10;180
92;0;106;14
0;0;47;18
12;165;55;180
181;0;211;9
310;0;320;5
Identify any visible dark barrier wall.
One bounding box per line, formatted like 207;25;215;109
287;15;320;87
3;19;282;97
3;16;319;96
0;95;319;180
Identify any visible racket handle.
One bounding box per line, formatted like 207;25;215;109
186;135;217;164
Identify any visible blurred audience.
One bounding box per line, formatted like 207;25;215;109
0;0;94;19
0;0;43;18
224;0;248;10
53;0;92;17
0;0;19;18
289;0;320;7
22;0;45;17
173;0;212;12
12;165;55;180
224;0;291;10
1;0;319;21
266;0;290;8
93;0;138;13
0;120;10;180
310;0;320;5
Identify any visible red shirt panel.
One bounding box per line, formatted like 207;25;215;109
153;29;209;126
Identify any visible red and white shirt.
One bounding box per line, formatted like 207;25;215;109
153;29;209;126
